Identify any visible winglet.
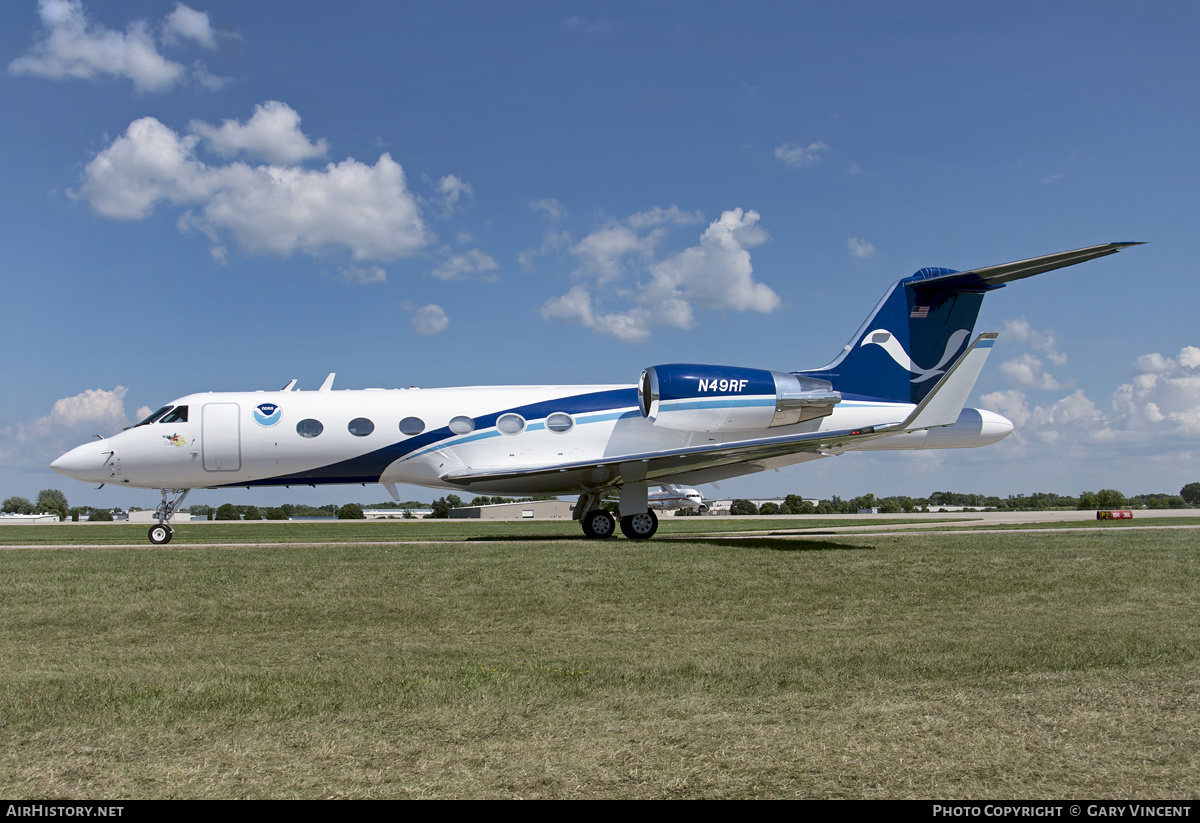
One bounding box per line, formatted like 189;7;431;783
898;333;997;431
319;373;336;392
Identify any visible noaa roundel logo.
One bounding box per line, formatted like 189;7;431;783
253;403;282;427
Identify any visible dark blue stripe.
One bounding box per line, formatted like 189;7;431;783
215;387;638;488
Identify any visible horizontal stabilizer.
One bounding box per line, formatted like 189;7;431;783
899;333;997;431
907;242;1143;293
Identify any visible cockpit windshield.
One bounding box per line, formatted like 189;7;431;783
159;406;188;423
135;406;173;427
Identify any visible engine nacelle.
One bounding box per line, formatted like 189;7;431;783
638;364;841;432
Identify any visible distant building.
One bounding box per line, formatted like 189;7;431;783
127;511;192;524
450;500;573;520
363;508;433;519
0;513;61;524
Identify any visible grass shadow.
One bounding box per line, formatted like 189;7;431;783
661;536;873;552
458;533;871;551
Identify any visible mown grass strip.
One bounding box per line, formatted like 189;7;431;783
0;517;955;546
2;529;1197;798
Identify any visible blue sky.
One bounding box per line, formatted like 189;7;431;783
3;1;1198;509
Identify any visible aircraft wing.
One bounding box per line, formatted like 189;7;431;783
440;422;899;490
443;332;998;491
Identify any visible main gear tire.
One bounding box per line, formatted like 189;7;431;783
581;509;617;539
620;510;659;540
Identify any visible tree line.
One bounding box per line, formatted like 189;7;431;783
725;484;1200;515
5;483;1199;522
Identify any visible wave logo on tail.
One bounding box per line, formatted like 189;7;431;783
860;328;969;383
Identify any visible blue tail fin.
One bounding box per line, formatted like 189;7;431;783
798;243;1142;404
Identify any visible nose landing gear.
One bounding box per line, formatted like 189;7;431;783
149;488;190;544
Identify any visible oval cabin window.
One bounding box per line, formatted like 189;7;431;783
546;412;574;433
497;414;525;435
296;419;324;438
449;416;475;435
348;418;375;437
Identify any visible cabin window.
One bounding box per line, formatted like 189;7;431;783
497;413;525;435
449;416;475;435
348;418;375;437
296;419;324;438
135;406;173;427
159;406;188;424
399;417;425;435
546;412;574;433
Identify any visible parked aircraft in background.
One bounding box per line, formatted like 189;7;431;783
51;243;1140;544
648;485;706;512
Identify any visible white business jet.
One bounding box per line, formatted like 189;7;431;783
648;485;706;512
51;243;1140;544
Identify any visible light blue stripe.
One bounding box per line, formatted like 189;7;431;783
576;409;640;424
660;396;775;412
405;408;638;461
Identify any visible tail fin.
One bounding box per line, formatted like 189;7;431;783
798;242;1142;403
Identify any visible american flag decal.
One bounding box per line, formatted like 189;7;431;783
910;305;930;318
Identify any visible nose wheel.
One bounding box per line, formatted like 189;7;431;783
148;488;190;544
149;524;174;544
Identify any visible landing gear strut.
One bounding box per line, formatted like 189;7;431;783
149;488;190;545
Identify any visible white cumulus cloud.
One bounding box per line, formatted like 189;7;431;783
999;353;1067;391
434;174;473;216
430;249;498;281
530;198;567;221
775;141;828;168
410;304;449;336
847;236;875;260
13;386;132;445
1;386;137;472
981;345;1200;458
189;101;329;165
162;3;217;49
541;207;780;343
337;265;386;285
1001;317;1067;366
8;0;222;93
73;104;432;264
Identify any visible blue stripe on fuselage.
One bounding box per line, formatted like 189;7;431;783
219;387;639;488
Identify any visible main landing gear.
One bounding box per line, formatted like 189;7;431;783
149;488;190;545
575;484;659;540
577;507;659;540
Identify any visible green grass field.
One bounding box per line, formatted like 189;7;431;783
0;517;955;546
2;526;1197;798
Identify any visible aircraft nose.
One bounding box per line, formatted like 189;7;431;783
50;442;112;481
